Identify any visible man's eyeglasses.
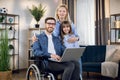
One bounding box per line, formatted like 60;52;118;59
46;22;56;25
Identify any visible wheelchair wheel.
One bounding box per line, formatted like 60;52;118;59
26;64;55;80
47;73;55;80
26;64;41;80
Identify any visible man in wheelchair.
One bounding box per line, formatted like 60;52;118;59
32;17;80;80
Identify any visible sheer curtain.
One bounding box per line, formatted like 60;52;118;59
76;0;95;45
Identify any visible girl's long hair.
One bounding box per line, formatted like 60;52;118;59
60;21;73;43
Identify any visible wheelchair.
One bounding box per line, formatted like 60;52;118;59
26;56;57;80
26;56;82;80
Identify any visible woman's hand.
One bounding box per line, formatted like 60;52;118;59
67;37;79;43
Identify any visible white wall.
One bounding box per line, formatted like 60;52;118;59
110;0;120;14
76;0;95;45
0;0;61;69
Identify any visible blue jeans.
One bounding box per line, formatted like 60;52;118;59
79;58;82;80
79;58;82;74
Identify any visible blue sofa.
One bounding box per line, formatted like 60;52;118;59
81;45;106;73
81;45;120;79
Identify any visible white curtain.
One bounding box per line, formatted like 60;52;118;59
76;0;95;45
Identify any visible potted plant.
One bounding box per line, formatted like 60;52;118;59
0;15;5;23
29;3;46;28
0;29;12;80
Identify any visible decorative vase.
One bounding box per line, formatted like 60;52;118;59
114;21;120;28
8;17;13;23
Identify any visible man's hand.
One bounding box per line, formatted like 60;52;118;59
32;35;38;43
50;54;61;61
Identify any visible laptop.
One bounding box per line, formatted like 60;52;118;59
58;47;85;62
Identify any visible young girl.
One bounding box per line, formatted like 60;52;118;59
60;20;79;48
60;20;82;80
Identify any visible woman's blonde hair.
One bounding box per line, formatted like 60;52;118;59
55;4;71;23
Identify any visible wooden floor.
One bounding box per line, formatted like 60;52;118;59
12;69;26;80
12;69;119;80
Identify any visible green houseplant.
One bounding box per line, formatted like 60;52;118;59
29;4;46;28
0;29;12;80
0;16;5;23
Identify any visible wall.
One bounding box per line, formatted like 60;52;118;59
110;0;120;14
0;0;61;69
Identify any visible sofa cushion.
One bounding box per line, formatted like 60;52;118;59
102;62;119;78
106;45;120;62
82;62;101;72
82;45;106;62
83;62;101;67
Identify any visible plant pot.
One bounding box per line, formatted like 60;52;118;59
0;71;12;80
35;24;39;28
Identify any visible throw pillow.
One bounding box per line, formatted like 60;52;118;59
110;49;120;63
105;49;116;61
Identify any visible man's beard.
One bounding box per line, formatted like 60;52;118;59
46;27;54;33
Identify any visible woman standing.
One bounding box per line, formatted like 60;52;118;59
53;5;82;79
53;4;79;42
